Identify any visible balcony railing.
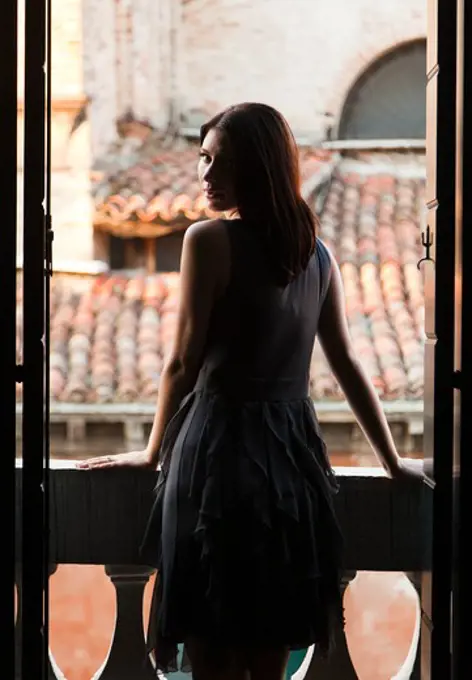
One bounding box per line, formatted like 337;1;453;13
15;461;426;680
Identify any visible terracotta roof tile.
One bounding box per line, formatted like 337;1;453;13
311;153;426;400
16;153;426;405
92;131;331;236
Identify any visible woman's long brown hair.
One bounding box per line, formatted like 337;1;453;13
200;102;319;286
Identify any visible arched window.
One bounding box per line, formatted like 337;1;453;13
338;40;426;140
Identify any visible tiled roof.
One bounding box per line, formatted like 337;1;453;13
16;152;426;405
311;153;426;400
91;123;332;237
16;272;181;404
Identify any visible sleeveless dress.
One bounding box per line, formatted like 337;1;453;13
140;221;344;673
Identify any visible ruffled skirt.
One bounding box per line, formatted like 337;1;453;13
139;389;344;674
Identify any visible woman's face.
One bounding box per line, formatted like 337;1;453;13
198;128;237;213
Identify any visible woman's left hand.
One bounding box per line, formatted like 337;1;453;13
389;457;425;482
75;450;156;470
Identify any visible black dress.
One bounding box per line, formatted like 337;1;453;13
140;220;344;673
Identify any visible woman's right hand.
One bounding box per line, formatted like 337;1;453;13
76;450;157;470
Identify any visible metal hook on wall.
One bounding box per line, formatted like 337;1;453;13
417;224;435;270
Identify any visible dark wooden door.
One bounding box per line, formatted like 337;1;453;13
422;0;460;677
19;0;52;676
1;0;19;676
451;1;470;676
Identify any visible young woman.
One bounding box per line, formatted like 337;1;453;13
79;103;424;680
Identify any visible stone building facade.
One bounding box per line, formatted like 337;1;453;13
27;0;426;262
82;0;426;159
17;0;93;263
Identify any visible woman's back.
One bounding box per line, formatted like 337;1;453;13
139;219;343;670
196;220;332;400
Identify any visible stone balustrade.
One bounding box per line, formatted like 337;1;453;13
15;462;427;679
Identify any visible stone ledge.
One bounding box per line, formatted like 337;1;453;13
15;462;427;571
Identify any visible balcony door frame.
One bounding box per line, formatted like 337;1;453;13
1;0;52;678
1;0;19;673
421;0;470;677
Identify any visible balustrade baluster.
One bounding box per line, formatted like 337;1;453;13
94;564;156;680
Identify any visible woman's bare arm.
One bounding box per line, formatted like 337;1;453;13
144;219;228;464
317;250;404;476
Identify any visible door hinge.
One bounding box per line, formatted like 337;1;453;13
16;364;24;384
452;370;462;389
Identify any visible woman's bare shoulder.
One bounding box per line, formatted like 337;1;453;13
183;219;231;285
185;218;229;241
